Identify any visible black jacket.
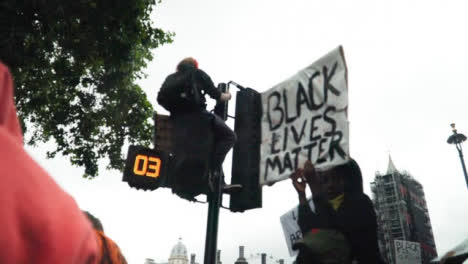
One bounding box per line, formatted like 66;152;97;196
157;67;221;115
298;160;385;264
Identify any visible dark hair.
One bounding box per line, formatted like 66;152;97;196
346;158;363;193
83;211;104;232
176;57;198;72
332;158;363;194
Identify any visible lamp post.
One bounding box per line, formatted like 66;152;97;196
447;123;468;189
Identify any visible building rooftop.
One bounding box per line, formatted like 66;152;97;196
386;155;399;175
170;238;188;260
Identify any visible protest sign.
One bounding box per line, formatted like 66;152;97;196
432;238;468;262
280;198;315;256
394;240;422;264
260;46;349;185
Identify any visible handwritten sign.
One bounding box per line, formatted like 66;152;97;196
394;240;421;264
432;238;468;262
280;198;316;256
260;46;349;185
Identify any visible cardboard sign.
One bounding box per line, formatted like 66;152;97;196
260;46;349;185
432;238;468;262
280;198;316;256
394;240;422;264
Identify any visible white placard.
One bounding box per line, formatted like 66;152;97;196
260;46;349;185
395;240;422;264
432;238;468;262
280;199;315;256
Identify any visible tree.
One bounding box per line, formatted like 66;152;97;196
0;0;174;177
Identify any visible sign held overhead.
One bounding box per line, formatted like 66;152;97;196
260;46;349;185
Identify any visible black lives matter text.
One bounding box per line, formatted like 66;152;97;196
263;62;346;180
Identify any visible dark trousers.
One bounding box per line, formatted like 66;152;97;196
211;112;237;169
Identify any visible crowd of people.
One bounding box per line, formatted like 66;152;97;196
4;57;464;264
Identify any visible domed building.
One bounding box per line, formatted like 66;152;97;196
168;238;189;264
144;239;199;264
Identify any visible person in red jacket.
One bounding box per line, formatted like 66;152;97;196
0;61;99;263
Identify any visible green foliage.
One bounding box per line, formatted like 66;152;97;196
0;0;174;177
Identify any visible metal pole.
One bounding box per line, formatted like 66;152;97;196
203;168;222;264
204;83;229;264
456;144;468;189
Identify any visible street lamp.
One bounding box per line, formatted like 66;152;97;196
447;123;468;189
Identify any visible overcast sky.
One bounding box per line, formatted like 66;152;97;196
26;0;468;263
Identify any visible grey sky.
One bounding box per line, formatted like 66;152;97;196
26;0;468;263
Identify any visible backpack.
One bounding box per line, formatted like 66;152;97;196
157;70;203;113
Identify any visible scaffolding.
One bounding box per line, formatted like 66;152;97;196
370;158;437;264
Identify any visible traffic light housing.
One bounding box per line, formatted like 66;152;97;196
123;145;169;190
124;112;214;201
169;112;214;200
230;88;262;212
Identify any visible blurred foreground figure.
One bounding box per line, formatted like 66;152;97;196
84;211;128;264
291;160;385;264
0;62;98;263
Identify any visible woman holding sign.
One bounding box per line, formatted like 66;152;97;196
291;159;385;264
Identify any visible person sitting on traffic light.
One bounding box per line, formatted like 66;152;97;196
291;159;385;264
157;57;241;193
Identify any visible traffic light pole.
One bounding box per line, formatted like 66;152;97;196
203;83;228;264
203;167;222;264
